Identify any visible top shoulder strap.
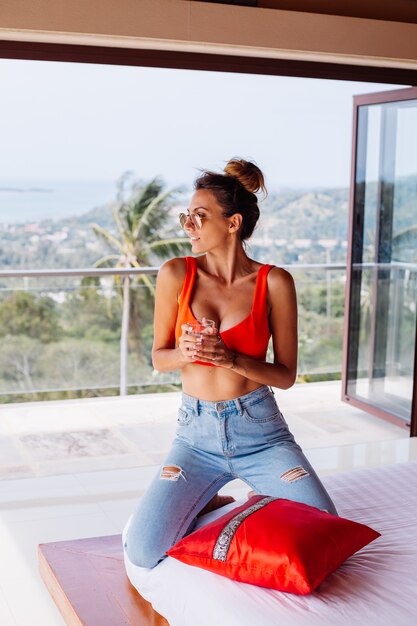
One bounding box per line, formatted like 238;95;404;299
177;256;197;307
252;264;274;318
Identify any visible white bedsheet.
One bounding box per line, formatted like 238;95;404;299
123;461;417;626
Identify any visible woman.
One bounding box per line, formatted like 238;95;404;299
125;158;337;569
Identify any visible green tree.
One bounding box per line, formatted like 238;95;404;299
0;291;61;343
62;277;121;343
0;335;41;392
92;173;190;395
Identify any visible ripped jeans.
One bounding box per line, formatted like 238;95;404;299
125;385;337;569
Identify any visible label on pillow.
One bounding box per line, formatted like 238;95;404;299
213;496;277;562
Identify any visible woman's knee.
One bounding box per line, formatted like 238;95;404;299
125;536;166;569
323;498;338;517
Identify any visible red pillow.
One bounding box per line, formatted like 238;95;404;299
167;495;380;594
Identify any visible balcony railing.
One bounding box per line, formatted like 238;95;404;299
0;263;347;402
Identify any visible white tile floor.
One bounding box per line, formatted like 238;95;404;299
0;381;411;480
0;381;416;625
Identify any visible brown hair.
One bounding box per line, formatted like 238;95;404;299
194;158;266;241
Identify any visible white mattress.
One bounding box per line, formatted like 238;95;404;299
123;461;417;626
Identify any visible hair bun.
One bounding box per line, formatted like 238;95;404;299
224;158;266;196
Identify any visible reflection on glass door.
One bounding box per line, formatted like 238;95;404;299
344;87;417;430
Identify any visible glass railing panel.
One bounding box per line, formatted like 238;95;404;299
0;269;177;401
0;265;346;401
347;262;417;420
288;266;346;379
0;274;121;400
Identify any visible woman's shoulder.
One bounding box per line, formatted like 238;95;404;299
250;259;292;283
157;256;189;286
266;265;295;291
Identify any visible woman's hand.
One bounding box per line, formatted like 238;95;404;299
192;332;237;369
178;323;203;364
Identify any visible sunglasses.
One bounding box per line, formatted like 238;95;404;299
179;212;203;230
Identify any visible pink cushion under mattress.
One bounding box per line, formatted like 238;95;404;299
124;461;417;626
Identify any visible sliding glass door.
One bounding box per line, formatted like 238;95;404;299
343;87;417;432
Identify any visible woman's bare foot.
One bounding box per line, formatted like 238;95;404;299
197;494;236;517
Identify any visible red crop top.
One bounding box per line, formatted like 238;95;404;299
175;256;274;366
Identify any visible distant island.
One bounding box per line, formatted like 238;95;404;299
0;187;54;193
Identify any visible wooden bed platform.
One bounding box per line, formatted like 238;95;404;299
39;535;169;626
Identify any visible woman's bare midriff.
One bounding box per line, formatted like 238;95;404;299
181;362;263;401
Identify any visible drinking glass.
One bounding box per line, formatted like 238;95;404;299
188;318;216;342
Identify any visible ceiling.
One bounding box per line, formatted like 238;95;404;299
198;1;417;24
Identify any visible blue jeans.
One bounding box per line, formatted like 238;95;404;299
125;385;337;568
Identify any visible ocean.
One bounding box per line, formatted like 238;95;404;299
0;179;117;223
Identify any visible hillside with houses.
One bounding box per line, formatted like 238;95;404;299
0;184;351;270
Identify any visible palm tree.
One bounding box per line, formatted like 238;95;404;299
92;172;190;395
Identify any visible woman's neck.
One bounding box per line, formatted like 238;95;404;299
197;245;255;286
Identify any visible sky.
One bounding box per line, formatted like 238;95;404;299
0;58;407;192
